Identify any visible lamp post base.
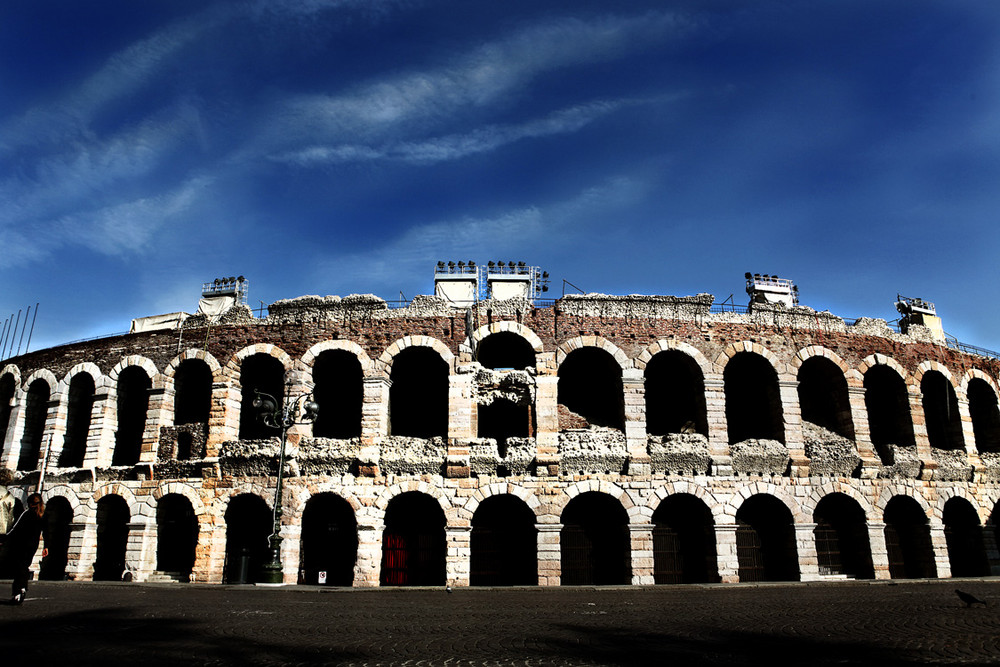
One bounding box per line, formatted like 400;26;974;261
257;541;285;585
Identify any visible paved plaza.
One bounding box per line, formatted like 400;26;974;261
1;580;999;666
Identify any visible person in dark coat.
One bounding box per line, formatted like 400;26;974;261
4;493;46;604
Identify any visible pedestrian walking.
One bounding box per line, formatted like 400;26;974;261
3;493;47;605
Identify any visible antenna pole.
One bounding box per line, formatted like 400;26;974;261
7;310;21;359
16;305;30;356
24;303;39;354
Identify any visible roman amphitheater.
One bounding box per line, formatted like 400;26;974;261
2;266;999;587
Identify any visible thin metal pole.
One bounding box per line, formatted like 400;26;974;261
16;305;30;356
0;317;8;360
24;303;38;354
7;310;21;359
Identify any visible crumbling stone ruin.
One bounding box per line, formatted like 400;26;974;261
1;273;1000;589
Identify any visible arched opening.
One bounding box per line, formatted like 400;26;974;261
389;348;448;438
156;494;198;579
239;354;285;440
94;495;130;581
39;496;73;580
724;353;784;444
477;398;530;451
60;373;95;468
921;371;963;451
470;495;537;586
797;357;854;439
311;351;363;439
968;379;1000;454
476;332;536;370
652;494;718;584
943;497;989;577
0;373;15;445
18;379;50;470
884;496;935;579
224;494;272;584
813;494;874;579
113;367;150;466
735;495;798;582
380;492;445;586
645;351;708;436
864;365;915;463
174;359;212;426
558;348;624;431
300;493;358;586
560;492;630;585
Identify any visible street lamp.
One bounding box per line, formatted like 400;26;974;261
253;388;319;584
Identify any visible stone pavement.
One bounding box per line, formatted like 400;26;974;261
2;580;1000;666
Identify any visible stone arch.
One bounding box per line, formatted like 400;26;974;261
802;482;876;521
562;480;640;522
727;483;805;523
635;340;714;375
42;484;83;514
789;346;851;375
18;368;58;396
227;344;295;379
109;356;161;388
377;336;455;375
556;336;630;370
915;361;964;451
302;340;374;373
164;349;224;380
715;341;787;377
875;486;932;517
857;354;909;383
459;483;541;523
374;480;452;517
645;481;720;523
465;322;544;356
933;486;985;523
149;482;207;516
958;368;1000;398
913;360;957;386
0;364;22;388
94;483;142;520
291;484;364;517
59;362;104;392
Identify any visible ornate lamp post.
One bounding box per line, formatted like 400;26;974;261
253;388;319;585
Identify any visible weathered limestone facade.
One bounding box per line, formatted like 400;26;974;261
1;291;999;587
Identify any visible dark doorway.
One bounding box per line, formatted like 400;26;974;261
156;494;198;578
312;351;363;439
300;493;358;586
380;492;446;586
470;495;536;586
94;495;130;581
60;373;95;467
797;357;854;438
174;359;212;426
389;348;449;438
921;371;964;451
17;379;49;471
113;367;151;466
652;494;719;584
884;496;936;579
645;351;708;436
224;494;272;584
477;398;530;450
724;353;784;444
40;496;73;580
968;378;1000;454
561;492;630;585
864;365;915;463
813;494;874;579
943;497;989;577
558;348;624;430
239;354;285;440
476;332;536;370
0;373;15;445
735;495;798;582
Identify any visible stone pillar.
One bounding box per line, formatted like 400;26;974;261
202;515;228;585
141;387;168;464
354;518;383;587
74;516;98;581
715;523;739;583
446;524;472;587
956;396;983;477
46;387;69;467
795;522;820;581
359;376;390;476
929;522;951;578
0;392;21;469
280;521;302;585
64;521;86;581
84;387;115;468
534;376;560;475
629;522;654;585
133;518;157;582
868;521;891;580
910;387;934;480
210;382;241;457
779;379;808;477
704;377;731;475
446;374;473;478
623;370;650;476
981;523;1000;577
847;386;881;478
537;523;561;586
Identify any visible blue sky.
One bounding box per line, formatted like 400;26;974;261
2;1;1000;354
